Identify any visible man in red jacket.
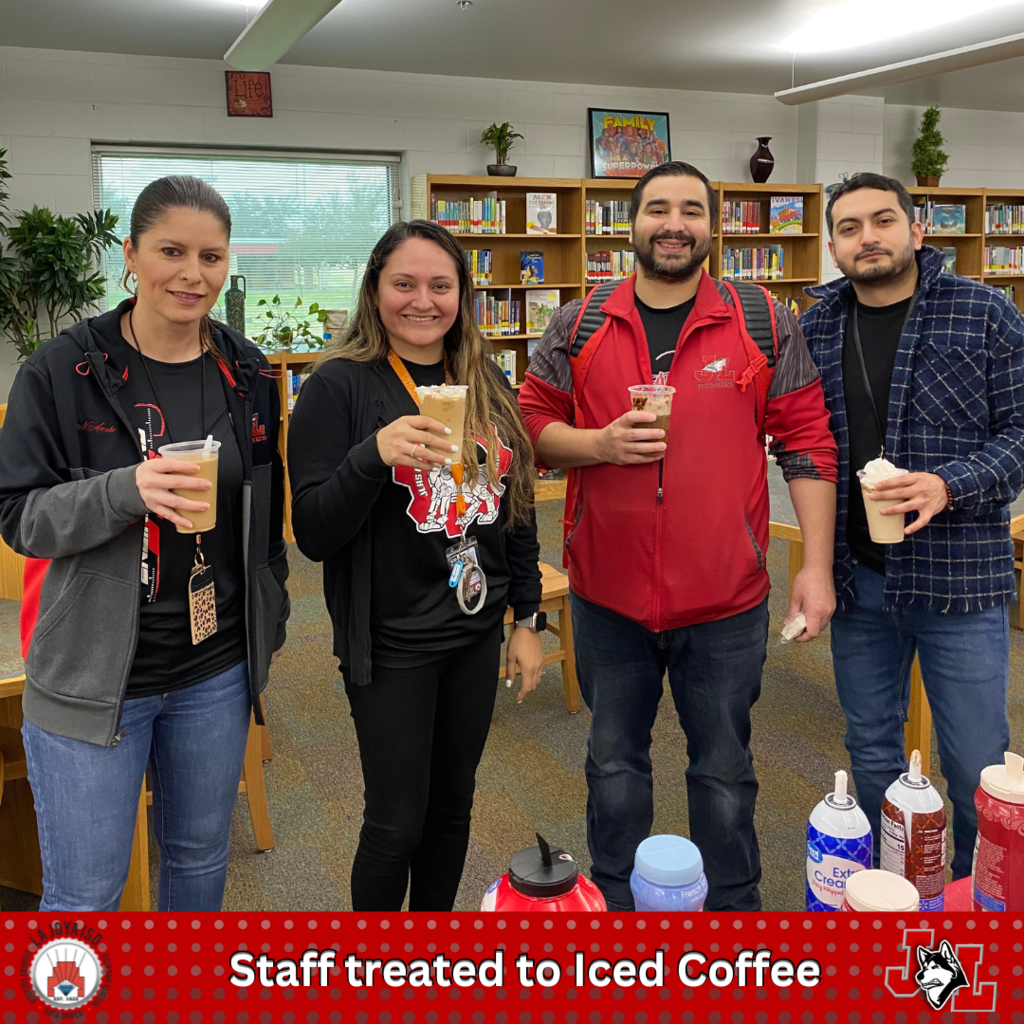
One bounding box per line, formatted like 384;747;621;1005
518;161;838;911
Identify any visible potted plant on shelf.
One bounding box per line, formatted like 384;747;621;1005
254;294;328;351
480;122;523;177
0;150;121;360
911;106;949;187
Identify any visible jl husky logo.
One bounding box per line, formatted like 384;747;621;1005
393;433;513;539
915;941;969;1010
695;356;736;389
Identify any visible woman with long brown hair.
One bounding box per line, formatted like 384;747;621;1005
288;219;543;911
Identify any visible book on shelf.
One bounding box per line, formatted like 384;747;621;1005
527;339;540;357
996;285;1016;303
526;290;560;334
721;200;761;234
586;200;630;235
474;289;521;336
914;201;966;234
985;246;1024;275
940;247;957;275
586;249;635;283
286;368;312;411
431;193;506;233
769;291;803;317
491;349;517;383
721;246;784;281
464;249;492;286
769;196;803;234
986;204;1024;235
520;250;544;284
526;193;557;235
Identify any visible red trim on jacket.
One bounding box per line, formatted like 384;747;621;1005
21;557;49;659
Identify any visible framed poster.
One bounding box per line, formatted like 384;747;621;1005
588;109;671;179
225;71;273;117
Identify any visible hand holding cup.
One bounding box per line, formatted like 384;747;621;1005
376;415;458;469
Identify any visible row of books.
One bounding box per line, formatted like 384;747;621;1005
464;249;493;286
769;291;804;317
720;246;785;282
986;204;1024;235
474;291;521;336
285;369;311;411
586;250;636;282
984;247;1024;275
913;202;967;234
586;200;630;235
721;196;804;235
431;196;507;234
995;285;1016;302
491;349;518;383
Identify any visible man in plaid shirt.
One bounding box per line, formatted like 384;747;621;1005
801;172;1024;881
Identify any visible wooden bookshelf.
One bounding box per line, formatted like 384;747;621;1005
982;188;1024;311
711;183;824;314
907;186;986;289
410;175;586;384
582;178;637;289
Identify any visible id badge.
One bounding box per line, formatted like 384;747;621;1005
188;549;218;645
445;538;481;597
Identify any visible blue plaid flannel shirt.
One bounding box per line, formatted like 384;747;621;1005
800;245;1024;614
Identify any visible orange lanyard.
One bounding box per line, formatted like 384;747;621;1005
387;349;467;521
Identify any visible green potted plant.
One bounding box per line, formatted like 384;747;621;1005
253;294;328;351
911;106;949;187
0;150;120;359
479;122;523;177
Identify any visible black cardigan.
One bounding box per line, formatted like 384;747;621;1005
287;355;542;684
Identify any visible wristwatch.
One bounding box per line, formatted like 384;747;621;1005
515;612;547;632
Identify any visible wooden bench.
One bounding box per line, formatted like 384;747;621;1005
503;561;580;714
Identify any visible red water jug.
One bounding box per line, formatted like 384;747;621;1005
481;834;606;912
973;751;1024;912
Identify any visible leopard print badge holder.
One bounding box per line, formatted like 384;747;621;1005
188;541;218;645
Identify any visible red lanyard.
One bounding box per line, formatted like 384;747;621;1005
387;349;467;520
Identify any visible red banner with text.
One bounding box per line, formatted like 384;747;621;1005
2;912;1019;1022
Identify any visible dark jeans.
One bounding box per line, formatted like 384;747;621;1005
343;623;502;911
830;563;1010;879
571;591;768;912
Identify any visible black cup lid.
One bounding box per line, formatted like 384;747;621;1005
508;833;578;898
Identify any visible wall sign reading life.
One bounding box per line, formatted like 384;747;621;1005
225;71;273;117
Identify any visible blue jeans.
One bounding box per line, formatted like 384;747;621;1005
22;661;252;912
830;564;1010;879
571;591;768;912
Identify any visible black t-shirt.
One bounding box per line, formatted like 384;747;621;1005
370;358;516;667
636;295;696;383
94;317;247;697
842;296;913;576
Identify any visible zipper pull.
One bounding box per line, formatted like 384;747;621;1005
657;487;663;504
657;459;665;504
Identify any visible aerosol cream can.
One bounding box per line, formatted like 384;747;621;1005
806;770;873;911
880;749;946;911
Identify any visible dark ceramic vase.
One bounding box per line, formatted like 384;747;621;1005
487;164;517;177
750;137;775;184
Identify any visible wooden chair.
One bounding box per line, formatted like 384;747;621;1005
1011;514;1024;630
503;561;580;713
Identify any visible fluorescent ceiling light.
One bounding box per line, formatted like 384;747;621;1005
782;0;1022;53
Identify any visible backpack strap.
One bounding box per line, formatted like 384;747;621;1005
719;280;779;439
569;280;619;358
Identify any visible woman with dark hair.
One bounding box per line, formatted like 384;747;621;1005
288;220;543;911
0;175;290;912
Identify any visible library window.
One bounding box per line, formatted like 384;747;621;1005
92;148;400;338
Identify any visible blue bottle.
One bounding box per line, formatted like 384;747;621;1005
630;834;708;912
806;769;872;911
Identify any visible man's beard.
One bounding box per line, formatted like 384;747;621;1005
838;238;917;284
634;229;713;283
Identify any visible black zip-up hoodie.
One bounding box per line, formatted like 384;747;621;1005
0;303;289;746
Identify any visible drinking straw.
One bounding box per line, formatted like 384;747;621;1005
203;434;214;455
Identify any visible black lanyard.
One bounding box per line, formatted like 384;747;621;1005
128;307;208;445
849;290;917;459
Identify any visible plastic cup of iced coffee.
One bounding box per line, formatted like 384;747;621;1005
415;384;468;464
158;439;221;534
628;385;675;450
857;458;909;544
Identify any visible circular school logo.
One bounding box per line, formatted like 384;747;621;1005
25;937;107;1011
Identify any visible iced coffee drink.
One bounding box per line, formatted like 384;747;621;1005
416;384;468;464
628;385;675;447
858;457;908;544
158;440;221;534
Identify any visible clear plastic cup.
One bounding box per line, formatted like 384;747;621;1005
416;385;468;464
157;440;221;534
857;467;909;544
628;384;675;447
